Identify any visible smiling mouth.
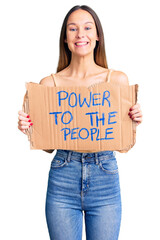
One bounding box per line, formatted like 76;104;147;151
75;42;89;46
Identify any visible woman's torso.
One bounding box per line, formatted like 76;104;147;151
41;67;126;153
49;68;114;153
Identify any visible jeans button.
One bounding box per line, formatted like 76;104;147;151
82;153;87;158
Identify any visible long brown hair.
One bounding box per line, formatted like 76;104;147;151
56;5;108;72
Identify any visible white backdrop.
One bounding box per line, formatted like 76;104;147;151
1;0;160;239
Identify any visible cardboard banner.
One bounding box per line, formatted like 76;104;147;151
23;82;138;152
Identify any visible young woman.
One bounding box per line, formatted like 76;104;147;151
18;5;142;240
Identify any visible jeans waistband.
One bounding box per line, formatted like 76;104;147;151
56;149;116;164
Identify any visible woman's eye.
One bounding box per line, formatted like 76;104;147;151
70;28;77;31
85;27;91;30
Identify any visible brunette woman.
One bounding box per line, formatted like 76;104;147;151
18;5;142;240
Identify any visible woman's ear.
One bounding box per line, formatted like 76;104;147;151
64;39;67;43
96;35;99;41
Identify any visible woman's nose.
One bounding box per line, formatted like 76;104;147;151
76;28;85;38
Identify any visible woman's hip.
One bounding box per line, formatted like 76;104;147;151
46;149;121;209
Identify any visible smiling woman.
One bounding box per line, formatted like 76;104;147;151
44;6;123;240
66;15;98;53
17;4;143;240
57;5;108;72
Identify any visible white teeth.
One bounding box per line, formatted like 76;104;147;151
75;42;88;46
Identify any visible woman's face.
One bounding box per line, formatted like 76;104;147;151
65;9;99;57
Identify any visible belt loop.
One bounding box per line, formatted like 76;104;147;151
67;151;72;163
95;153;99;165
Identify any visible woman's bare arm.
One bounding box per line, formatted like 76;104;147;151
18;75;56;153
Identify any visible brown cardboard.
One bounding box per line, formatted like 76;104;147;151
23;81;138;152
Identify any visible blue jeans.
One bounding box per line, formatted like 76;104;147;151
45;150;122;240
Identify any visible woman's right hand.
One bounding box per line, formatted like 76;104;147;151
18;110;33;134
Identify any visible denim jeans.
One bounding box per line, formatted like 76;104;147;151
45;150;122;240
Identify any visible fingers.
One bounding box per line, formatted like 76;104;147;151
18;120;31;128
18;114;30;123
18;125;28;134
18;110;33;134
129;103;141;114
132;116;143;123
18;110;29;118
129;112;142;120
128;103;143;126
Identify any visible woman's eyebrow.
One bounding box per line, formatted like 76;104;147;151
67;23;76;26
85;21;94;24
67;21;94;26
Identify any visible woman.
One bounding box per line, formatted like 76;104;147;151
18;5;143;240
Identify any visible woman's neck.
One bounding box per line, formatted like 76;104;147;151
66;54;98;79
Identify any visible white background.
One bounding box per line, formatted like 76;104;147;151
0;0;160;239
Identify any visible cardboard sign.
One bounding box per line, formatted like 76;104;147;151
23;82;138;152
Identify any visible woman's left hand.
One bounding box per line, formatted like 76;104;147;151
128;103;143;126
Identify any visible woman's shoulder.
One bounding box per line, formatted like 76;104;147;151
96;66;129;85
92;66;129;85
110;68;129;85
39;74;55;87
